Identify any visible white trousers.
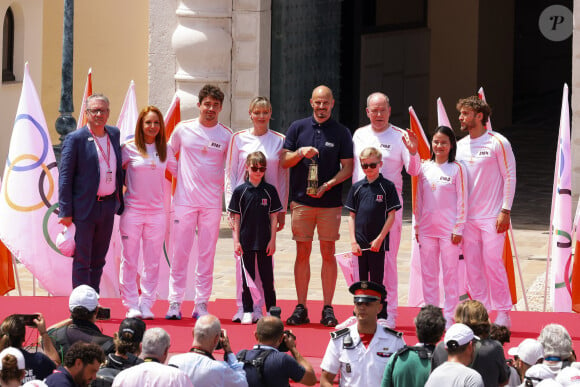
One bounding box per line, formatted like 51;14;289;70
418;235;460;321
168;205;221;304
119;208;167;310
463;218;512;311
383;208;402;319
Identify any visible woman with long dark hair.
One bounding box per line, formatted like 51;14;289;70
415;125;468;327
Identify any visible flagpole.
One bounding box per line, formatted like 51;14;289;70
53;0;77;164
544;131;560;312
509;225;528;310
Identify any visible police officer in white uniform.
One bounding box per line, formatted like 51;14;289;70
320;281;405;386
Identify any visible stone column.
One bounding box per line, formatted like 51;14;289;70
231;0;271;131
171;0;232;122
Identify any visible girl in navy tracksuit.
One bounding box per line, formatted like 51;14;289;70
228;151;282;323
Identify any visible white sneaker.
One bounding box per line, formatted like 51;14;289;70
241;312;253;325
335;316;357;330
192;302;208;319
495;311;511;328
252;306;263;323
140;305;154;320
165;302;182;320
126;308;142;319
232;307;244;323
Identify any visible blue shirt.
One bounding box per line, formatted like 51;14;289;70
283;116;353;208
240;345;305;387
228;180;283;251
345;174;401;251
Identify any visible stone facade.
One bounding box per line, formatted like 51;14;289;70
149;0;271;130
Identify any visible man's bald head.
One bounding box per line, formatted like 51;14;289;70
312;85;334;100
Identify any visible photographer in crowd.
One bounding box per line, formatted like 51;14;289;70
47;285;114;364
236;316;316;386
0;314;57;382
168;314;247;386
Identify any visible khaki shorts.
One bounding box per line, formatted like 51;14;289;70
290;201;341;242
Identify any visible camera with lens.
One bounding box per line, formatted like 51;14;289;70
278;330;296;352
216;329;226;350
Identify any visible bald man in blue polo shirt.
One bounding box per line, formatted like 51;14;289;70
281;85;354;327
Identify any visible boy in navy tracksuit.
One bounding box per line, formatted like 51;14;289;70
345;147;401;319
228;151;282;324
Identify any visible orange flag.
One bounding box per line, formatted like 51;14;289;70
408;107;430;212
0;240;15;295
77;68;93;129
502;232;517;304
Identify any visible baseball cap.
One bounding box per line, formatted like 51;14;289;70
0;347;25;370
118;318;146;344
522;364;557;386
349;281;386;303
556;366;580;386
445;323;479;349
55;224;76;257
69;284;99;312
508;338;544;365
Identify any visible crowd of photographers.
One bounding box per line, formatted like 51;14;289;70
2;283;580;387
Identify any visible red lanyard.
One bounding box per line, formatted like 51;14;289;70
89;128;111;170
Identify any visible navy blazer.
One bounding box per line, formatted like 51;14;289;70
58;125;124;221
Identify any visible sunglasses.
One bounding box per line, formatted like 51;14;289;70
361;163;379;169
250;166;267;172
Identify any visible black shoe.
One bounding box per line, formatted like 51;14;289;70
286;304;310;325
320;305;338;327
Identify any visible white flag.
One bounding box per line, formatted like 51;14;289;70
551;84;573;312
117;80;138;143
0;64;121;297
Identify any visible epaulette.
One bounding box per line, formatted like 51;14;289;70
383;326;403;338
330;328;350;340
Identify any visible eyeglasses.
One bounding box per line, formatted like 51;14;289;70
250;166;267;172
361;163;378;169
87;109;109;115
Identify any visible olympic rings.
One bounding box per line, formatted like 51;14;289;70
39;162;59;215
6;114;49;171
3;154;55;212
42;202;64;255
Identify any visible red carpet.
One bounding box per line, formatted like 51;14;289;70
3;296;580;380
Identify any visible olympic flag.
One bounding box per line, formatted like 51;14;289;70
0;64;71;295
551;83;573;312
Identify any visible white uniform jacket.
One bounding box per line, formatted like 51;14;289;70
320;324;405;386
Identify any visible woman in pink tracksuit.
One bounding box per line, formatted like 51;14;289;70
415;125;468;327
119;106;177;319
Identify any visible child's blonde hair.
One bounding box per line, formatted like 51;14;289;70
359;147;382;160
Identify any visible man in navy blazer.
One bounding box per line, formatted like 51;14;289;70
58;94;124;293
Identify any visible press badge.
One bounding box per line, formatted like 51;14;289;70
345;363;351;373
106;170;113;183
